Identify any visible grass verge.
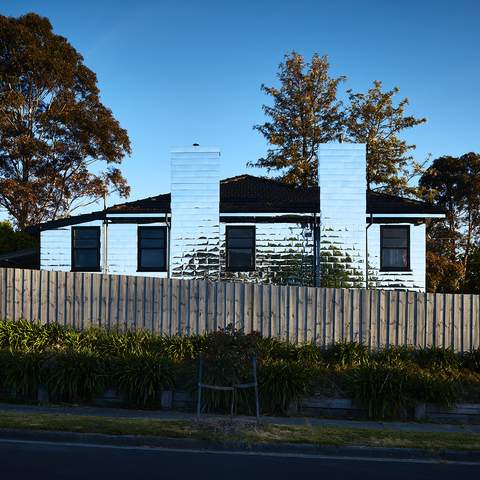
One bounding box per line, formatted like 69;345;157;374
0;412;479;452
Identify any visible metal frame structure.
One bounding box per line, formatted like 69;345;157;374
196;353;260;421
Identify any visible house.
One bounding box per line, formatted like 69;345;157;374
29;143;444;291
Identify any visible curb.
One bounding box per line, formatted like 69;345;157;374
0;428;479;462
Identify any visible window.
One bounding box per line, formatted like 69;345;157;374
71;227;100;271
380;226;410;271
138;226;167;271
226;226;255;271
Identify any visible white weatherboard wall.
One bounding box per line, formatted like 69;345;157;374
41;221;102;272
41;221;168;277
170;146;221;280
368;223;426;291
106;221;168;277
318;143;367;287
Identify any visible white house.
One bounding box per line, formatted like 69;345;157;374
30;143;444;291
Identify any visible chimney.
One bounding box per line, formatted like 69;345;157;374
318;143;367;287
170;145;221;279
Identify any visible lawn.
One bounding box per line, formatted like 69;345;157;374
0;411;479;452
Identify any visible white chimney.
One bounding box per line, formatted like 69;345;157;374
170;145;221;279
318;143;367;287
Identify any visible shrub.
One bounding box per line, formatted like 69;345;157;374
112;354;174;407
413;347;461;372
259;360;315;415
77;328;154;357
324;342;369;368
462;348;480;373
347;364;417;419
372;346;415;367
256;337;298;361
0;350;44;400
347;363;458;420
44;351;105;402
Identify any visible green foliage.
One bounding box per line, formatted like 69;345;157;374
249;51;345;187
347;364;456;420
112;354;174;407
44;352;104;402
259;360;315;414
420;153;480;293
0;350;44;399
413;347;461;372
251;53;426;196
461;349;480;373
345;80;426;194
0;320;479;419
0;221;37;255
324;342;369;368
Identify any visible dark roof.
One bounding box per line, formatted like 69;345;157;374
29;174;444;231
366;190;445;215
220;175;444;215
106;193;171;214
220;175;318;213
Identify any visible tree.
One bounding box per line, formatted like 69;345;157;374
0;221;37;255
420;153;480;292
464;246;480;294
345;81;426;194
249;52;345;187
0;13;131;230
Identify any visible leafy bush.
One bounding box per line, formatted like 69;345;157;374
0;319;479;419
112;354;174;407
0;350;44;400
347;364;417;419
44;351;105;402
462;348;480;373
413;347;461;372
259;360;316;415
324;342;369;368
347;363;458;419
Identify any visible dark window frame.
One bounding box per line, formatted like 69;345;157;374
71;226;101;272
137;226;168;272
380;225;411;272
226;225;256;272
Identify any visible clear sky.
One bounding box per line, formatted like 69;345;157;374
1;0;479;211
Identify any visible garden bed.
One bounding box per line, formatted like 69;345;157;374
0;319;479;421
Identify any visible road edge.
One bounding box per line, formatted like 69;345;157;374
0;427;479;462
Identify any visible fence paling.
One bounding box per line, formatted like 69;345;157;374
0;267;479;351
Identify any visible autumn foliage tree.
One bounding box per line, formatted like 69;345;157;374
249;52;345;187
252;53;427;194
420;153;480;292
344;81;426;194
0;13;131;230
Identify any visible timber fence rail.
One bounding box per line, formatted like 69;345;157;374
0;268;479;351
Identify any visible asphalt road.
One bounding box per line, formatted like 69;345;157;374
0;439;479;479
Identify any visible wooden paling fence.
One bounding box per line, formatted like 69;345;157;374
0;268;479;351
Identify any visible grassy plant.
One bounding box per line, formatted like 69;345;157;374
112;354;174;407
347;364;416;419
324;342;370;368
0;319;479;419
461;348;480;373
259;360;315;415
413;347;461;372
0;350;44;400
44;351;105;402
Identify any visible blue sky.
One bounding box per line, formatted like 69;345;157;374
2;0;480;211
